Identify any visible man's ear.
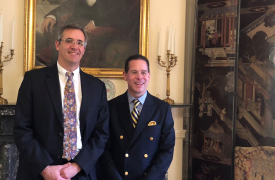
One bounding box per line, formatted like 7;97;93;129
55;40;60;50
123;71;127;81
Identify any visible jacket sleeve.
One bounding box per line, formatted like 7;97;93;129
142;105;175;180
73;82;109;175
14;72;54;178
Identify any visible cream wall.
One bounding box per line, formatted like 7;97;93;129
0;0;24;104
149;1;187;180
1;0;189;179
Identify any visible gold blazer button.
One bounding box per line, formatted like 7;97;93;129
150;137;153;141
125;153;129;157
125;171;128;176
120;135;123;139
144;154;148;158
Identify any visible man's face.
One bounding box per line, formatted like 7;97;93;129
55;29;86;70
123;59;150;98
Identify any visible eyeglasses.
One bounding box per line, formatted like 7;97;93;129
60;38;86;47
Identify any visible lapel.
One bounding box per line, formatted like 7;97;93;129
45;64;63;127
129;92;157;147
117;92;134;138
79;70;93;133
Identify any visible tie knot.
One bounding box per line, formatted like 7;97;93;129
66;72;74;79
133;99;140;106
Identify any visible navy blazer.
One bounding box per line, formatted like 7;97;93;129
100;92;175;180
14;64;109;180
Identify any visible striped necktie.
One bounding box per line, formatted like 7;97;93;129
62;72;77;161
131;99;140;128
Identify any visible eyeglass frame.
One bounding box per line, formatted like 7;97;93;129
58;38;87;47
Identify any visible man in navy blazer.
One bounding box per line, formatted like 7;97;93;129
14;24;109;180
99;54;175;180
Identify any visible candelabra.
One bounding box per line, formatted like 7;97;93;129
157;50;178;105
0;42;15;104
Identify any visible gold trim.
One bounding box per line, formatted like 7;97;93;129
24;0;149;78
140;0;149;57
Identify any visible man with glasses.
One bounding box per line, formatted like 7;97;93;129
99;54;175;180
14;24;109;180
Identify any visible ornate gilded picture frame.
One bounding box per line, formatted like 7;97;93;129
24;0;149;78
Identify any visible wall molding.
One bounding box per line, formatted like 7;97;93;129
175;129;186;139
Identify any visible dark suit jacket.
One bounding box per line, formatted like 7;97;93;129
14;64;109;180
99;92;175;180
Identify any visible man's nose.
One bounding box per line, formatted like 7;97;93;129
70;42;79;49
136;73;142;79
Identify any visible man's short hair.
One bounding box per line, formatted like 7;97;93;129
57;24;88;45
124;54;150;73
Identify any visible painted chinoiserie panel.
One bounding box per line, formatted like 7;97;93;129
192;0;275;179
237;0;275;147
234;0;275;179
191;0;238;179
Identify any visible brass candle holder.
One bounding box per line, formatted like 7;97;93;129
157;50;178;105
0;42;15;104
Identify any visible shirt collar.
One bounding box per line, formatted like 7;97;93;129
127;91;147;105
57;62;80;81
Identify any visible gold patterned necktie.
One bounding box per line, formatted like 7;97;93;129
131;99;140;128
62;72;77;161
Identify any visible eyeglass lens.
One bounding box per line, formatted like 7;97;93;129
63;38;85;46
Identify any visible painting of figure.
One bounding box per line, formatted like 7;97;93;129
35;0;140;69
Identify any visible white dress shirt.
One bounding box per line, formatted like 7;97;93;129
57;62;82;151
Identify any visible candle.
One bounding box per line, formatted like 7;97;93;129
1;11;3;43
0;11;2;43
168;22;171;50
171;28;174;54
12;17;14;49
158;28;161;56
174;29;177;56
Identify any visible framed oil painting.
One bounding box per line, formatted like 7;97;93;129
24;0;149;78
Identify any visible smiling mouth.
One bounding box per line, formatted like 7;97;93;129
69;52;79;55
135;82;144;85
